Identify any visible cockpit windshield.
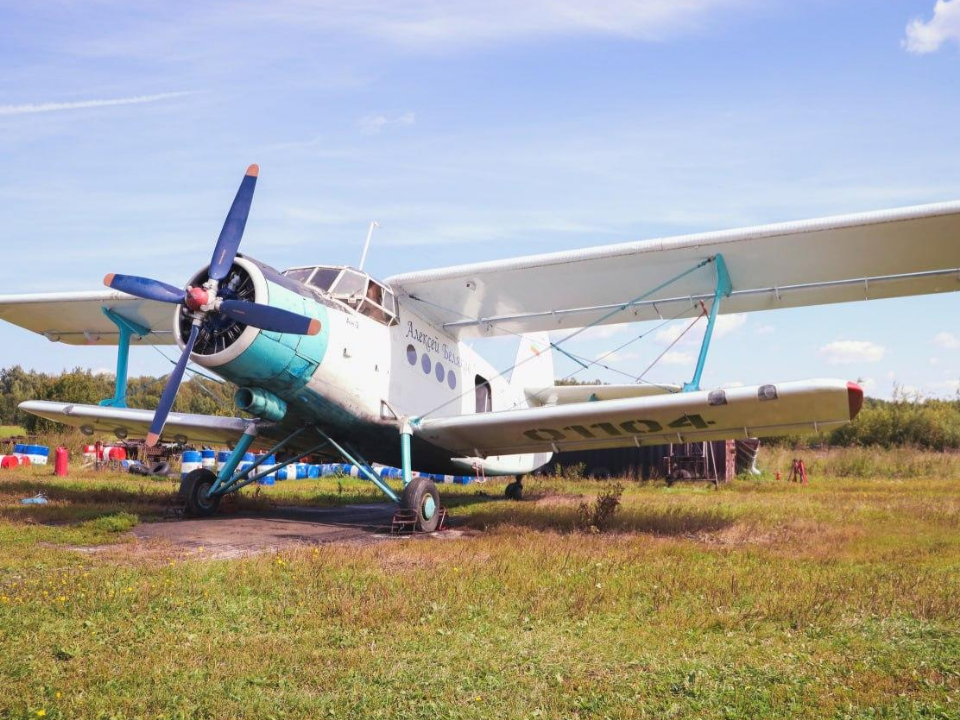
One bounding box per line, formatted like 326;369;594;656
282;265;399;326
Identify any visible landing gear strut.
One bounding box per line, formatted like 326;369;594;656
400;477;441;532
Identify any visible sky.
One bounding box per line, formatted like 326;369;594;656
1;0;959;400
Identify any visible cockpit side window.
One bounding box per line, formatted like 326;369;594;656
285;268;315;284
358;280;398;326
309;267;341;292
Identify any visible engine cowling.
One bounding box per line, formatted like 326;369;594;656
174;256;330;398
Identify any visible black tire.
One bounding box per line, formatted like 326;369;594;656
180;468;221;518
504;476;524;501
150;461;171;477
400;477;441;532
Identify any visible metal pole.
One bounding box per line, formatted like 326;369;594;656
99;308;151;407
210;425;258;494
358;220;380;271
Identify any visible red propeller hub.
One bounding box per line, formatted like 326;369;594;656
185;286;210;312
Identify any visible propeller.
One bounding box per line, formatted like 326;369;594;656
104;164;320;446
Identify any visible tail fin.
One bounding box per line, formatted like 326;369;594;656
510;332;554;408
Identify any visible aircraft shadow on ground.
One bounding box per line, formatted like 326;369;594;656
1;479;735;538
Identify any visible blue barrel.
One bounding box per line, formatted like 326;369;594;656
308;465;321;478
296;463;309;479
14;444;50;465
181;450;203;478
278;464;298;481
258;454;277;485
216;451;231;470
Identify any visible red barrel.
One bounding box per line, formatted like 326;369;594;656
55;447;68;476
18;456;31;467
0;456;17;469
108;447;127;461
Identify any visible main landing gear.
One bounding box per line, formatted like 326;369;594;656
400;477;441;533
182;421;445;533
181;468;222;517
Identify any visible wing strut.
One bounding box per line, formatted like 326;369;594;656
99;308;152;408
682;253;732;393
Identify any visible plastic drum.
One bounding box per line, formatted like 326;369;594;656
201;449;217;471
181;450;203;479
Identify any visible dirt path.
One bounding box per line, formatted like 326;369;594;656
132;503;421;559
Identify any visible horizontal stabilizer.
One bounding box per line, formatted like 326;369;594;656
416;379;862;456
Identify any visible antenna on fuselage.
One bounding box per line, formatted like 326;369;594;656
358;220;380;271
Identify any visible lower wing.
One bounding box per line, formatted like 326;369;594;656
415;379;862;456
19;401;251;447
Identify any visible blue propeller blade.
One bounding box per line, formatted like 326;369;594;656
218;299;321;336
209;164;259;281
104;274;184;304
146;323;200;447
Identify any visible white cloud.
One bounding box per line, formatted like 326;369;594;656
0;91;197;116
904;0;960;54
930;357;941;366
933;331;960;349
660;351;694;366
754;324;775;336
309;0;755;47
654;313;747;345
719;380;744;389
818;340;886;365
359;111;416;134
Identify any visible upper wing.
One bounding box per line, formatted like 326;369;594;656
0;291;177;345
415;379;861;456
388;201;960;338
19;401;250;446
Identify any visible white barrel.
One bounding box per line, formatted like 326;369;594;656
201;449;217;471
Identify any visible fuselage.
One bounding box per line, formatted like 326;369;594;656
179;256;551;476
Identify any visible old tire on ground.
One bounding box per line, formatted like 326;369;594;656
150;461;171;477
504;477;524;501
400;477;441;532
181;468;221;518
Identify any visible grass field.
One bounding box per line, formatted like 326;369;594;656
0;426;27;439
1;449;959;719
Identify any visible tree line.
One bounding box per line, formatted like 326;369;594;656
1;366;958;449
0;365;236;433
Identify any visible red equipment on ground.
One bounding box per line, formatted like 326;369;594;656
55;446;68;476
788;458;808;484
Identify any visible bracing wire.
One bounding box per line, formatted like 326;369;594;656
407;257;716;421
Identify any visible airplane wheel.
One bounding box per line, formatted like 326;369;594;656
181;468;221;518
504;476;524;501
401;477;441;532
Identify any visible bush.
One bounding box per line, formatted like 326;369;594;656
577;483;623;533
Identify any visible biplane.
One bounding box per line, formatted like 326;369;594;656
1;165;958;530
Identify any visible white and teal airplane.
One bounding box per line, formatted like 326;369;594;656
1;165;958;530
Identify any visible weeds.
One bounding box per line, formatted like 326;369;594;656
576;482;623;532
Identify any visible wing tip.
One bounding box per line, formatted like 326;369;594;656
246;163;259;178
847;381;864;419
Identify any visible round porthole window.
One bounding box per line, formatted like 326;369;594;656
406;344;417;365
435;361;445;382
421;353;431;374
447;370;457;390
